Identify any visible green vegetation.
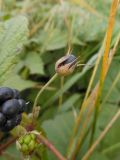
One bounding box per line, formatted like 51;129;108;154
0;0;120;160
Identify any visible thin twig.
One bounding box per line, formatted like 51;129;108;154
36;133;67;160
82;109;120;160
0;137;17;154
32;73;58;119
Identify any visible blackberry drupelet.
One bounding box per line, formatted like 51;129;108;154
0;87;27;132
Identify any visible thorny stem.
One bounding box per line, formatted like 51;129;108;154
0;137;17;155
36;133;67;160
82;109;120;160
32;73;58;119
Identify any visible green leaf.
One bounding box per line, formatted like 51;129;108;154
3;74;35;90
45;29;68;51
0;15;28;84
89;151;109;160
59;94;81;112
42;111;75;160
24;52;45;75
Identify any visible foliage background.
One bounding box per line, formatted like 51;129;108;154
0;0;120;160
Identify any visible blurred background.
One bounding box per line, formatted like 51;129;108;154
0;0;120;160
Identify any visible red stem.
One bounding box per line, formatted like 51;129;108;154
36;134;67;160
0;137;17;155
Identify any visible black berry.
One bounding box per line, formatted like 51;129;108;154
18;99;26;113
0;87;14;103
2;99;20;118
1;118;16;132
1;114;22;132
13;89;21;99
0;112;6;127
0;87;27;132
15;114;22;125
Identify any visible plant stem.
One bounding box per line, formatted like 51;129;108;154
77;64;93;67
32;73;58;118
36;133;67;160
58;77;64;108
82;109;120;160
70;99;96;159
102;142;120;154
0;137;17;154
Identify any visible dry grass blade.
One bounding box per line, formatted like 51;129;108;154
67;40;104;158
70;32;120;157
90;0;120;144
67;0;119;158
82;109;120;160
70;84;99;159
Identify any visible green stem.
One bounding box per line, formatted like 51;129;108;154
68;125;91;160
58;77;64;109
32;73;58;118
102;142;120;154
89;94;101;146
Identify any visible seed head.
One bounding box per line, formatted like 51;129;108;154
55;54;77;76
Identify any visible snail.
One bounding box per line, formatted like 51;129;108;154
55;54;77;76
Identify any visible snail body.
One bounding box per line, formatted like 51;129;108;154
55;54;77;76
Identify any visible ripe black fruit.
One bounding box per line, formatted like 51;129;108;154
1;114;22;132
15;114;22;125
2;99;20;118
0;87;14;103
0;112;6;127
1;118;16;132
18;99;26;113
0;87;27;132
13;89;21;99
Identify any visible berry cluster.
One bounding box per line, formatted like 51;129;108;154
17;133;38;155
0;87;26;132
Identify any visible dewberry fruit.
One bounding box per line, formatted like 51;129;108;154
17;133;38;155
1;114;22;132
0;87;27;132
1;118;16;132
13;89;21;99
0;87;14;103
0;112;6;127
2;99;20;118
14;114;22;126
55;54;77;76
18;99;26;113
